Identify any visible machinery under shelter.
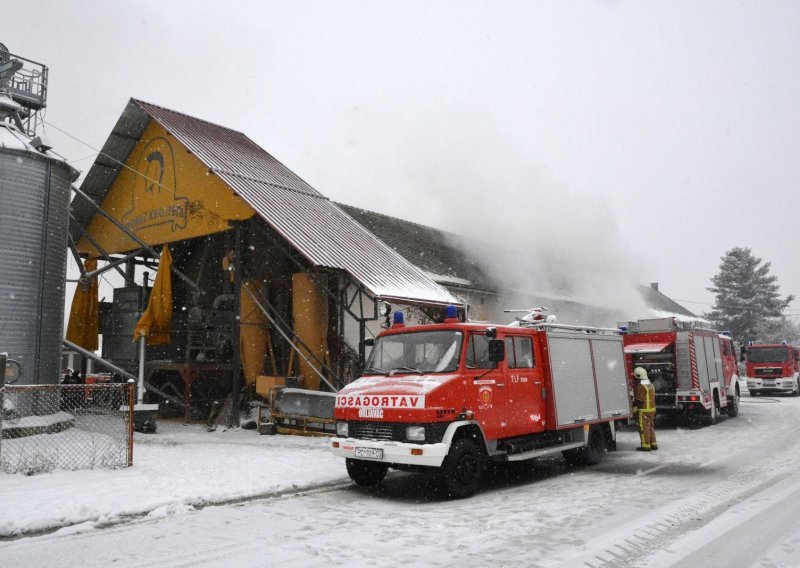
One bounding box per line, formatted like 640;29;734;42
68;99;463;424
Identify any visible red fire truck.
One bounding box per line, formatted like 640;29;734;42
743;343;800;396
331;309;632;498
621;318;740;425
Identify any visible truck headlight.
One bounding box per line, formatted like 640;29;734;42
336;422;348;437
406;426;425;442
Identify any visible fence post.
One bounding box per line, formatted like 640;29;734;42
127;379;135;467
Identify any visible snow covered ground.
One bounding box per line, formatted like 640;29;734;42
0;422;346;537
2;394;800;567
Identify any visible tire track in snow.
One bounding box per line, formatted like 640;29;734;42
559;445;796;567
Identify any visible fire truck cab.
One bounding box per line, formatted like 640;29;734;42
744;343;800;396
331;310;632;498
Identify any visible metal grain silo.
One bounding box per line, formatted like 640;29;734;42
0;44;79;385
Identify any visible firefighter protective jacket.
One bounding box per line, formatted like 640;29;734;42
634;379;655;412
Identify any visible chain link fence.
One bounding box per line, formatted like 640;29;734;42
0;383;134;475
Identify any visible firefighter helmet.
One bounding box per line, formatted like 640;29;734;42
633;367;648;381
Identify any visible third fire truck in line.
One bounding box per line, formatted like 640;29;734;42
743;343;800;396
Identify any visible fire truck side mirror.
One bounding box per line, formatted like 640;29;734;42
739;347;746;362
488;339;505;363
363;338;375;347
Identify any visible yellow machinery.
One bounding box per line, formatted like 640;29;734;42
290;272;330;390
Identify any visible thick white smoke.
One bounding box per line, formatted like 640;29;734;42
334;105;651;325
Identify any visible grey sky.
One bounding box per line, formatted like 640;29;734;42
5;1;799;317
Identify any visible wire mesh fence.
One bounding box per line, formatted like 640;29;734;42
0;383;134;475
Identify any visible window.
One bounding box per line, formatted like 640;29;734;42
366;331;463;373
466;334;493;369
509;336;534;369
504;337;516;368
747;348;790;363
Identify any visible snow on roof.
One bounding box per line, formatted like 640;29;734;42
424;271;474;288
649;308;709;324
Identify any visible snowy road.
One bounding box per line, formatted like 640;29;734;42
3;395;800;567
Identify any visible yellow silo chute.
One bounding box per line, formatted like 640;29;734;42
240;279;276;386
291;273;330;391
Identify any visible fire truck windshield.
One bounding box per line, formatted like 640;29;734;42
365;331;463;374
747;347;789;363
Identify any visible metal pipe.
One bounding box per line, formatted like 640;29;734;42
127;382;134;466
82;249;143;280
526;322;622;334
231;224;242;427
70;184;205;295
62;339;185;408
67;234;87;277
137;272;149;405
137;338;145;405
69;214;128;280
62;339;137;382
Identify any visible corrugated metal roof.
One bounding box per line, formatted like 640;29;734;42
72;98;459;307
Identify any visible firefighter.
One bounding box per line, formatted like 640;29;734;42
632;367;658;451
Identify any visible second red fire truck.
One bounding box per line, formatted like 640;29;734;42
621;318;740;425
331;308;632;498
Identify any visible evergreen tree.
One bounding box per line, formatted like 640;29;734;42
761;317;800;345
706;247;794;342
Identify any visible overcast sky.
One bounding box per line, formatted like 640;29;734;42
5;1;800;317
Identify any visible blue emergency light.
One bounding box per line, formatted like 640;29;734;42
445;305;458;319
393;311;405;325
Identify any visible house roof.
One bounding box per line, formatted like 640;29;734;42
70;99;460;307
337;204;499;293
336;204;696;318
638;284;695;317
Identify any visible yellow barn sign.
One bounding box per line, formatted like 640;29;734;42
78;121;255;256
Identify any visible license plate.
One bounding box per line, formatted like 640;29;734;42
355;447;383;460
764;379;775;386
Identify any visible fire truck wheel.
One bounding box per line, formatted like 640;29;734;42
346;458;389;486
726;392;740;417
792;381;800;397
563;426;606;466
442;439;484;498
582;426;606;465
704;399;718;426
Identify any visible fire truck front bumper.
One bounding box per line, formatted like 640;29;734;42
331;437;449;468
747;378;796;393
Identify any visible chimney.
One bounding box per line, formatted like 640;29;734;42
650;282;659;292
